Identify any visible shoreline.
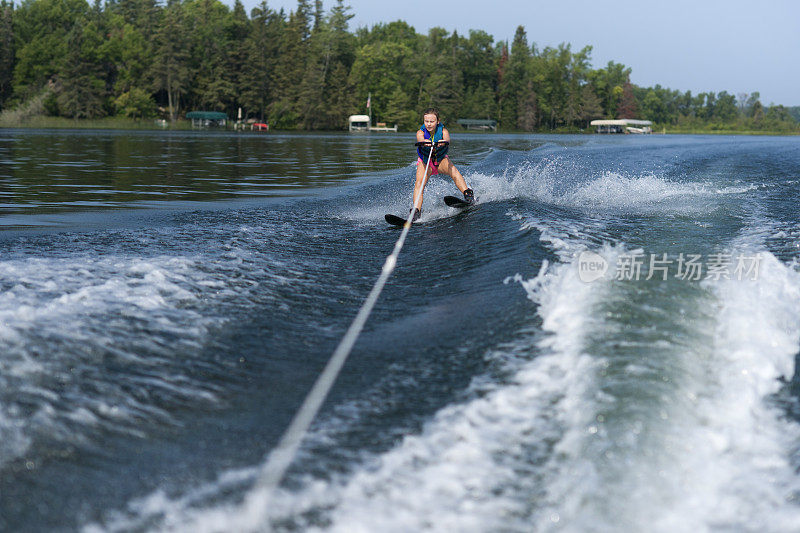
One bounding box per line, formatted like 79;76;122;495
0;117;797;136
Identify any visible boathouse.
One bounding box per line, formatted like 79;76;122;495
348;115;370;132
457;119;497;131
590;119;652;134
186;111;228;128
347;115;398;132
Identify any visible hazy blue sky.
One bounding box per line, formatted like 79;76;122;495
233;0;800;106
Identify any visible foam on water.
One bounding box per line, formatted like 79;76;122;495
85;230;605;532
509;228;800;530
0;250;229;468
682;235;800;529
0;215;317;472
331;172;800;532
345;154;759;226
82;148;800;532
81;199;610;532
507;157;758;214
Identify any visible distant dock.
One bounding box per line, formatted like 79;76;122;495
348;114;398;133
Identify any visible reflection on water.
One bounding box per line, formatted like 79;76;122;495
0;130;416;215
0;129;555;226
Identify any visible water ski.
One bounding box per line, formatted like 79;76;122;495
384;213;409;226
444;195;474;209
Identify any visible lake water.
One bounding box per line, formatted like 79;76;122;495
2;129;800;532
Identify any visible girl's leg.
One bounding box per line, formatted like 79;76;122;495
412;160;431;210
437;158;469;193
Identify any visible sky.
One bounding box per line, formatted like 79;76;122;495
232;0;800;107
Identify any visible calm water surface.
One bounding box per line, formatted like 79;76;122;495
1;129;800;532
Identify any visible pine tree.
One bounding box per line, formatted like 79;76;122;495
11;0;87;101
185;0;237;112
384;85;415;129
0;0;13;108
417;28;461;120
108;0;158;95
297;4;328;129
239;2;282;121
617;80;638;119
460;81;496;120
579;84;603;126
271;1;311;128
517;80;537;131
319;0;355;128
57;20;108;118
565;45;592;128
226;0;250;117
151;0;190;121
498;26;531;129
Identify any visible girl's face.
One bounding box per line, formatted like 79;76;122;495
423;113;438;132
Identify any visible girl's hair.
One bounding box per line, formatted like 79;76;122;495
423;107;440;121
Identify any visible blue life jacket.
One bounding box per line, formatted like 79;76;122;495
417;123;448;163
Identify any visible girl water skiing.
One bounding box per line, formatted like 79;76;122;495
410;108;474;221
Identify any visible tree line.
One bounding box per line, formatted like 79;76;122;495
0;0;798;132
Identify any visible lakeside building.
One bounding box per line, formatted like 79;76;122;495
347;114;398;132
348;114;370;132
457;119;497;131
186;111;228;128
348;92;398;132
590;119;652;134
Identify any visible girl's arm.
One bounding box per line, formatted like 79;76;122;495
442;127;451;142
416;129;425;142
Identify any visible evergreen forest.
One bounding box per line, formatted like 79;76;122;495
0;0;798;133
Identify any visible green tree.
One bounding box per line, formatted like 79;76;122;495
270;0;311;128
106;19;150;94
579;83;603;126
4;1;789;132
640;88;667;123
564;45;593;128
114;86;155;118
384;85;416;129
57;18;107;117
297;1;333;128
460;81;496;120
763;105;798;132
239;1;283;121
12;0;88;100
461;30;497;95
498;26;531;129
151;0;190;121
692;92;711;120
535;43;584;129
588;61;630;118
182;0;237;112
751;100;764;125
700;92;717;120
322;0;356;126
226;0;250;115
418;28;462;119
744;91;761;117
714;91;737;122
616;80;637;119
349;21;420;126
105;0;158;100
0;0;13;108
114;0;159;29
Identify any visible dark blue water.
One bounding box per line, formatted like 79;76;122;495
1;129;800;532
